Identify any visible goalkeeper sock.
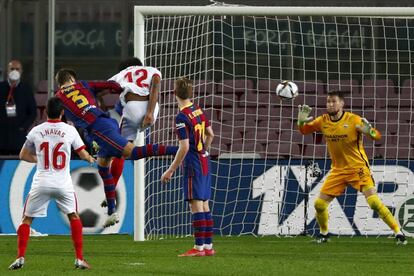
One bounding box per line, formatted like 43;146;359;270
98;165;116;215
130;144;178;160
192;212;206;250
314;197;329;235
367;194;400;234
17;223;30;258
204;211;214;249
110;157;125;187
70;218;84;260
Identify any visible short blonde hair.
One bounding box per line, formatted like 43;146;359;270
174;77;193;99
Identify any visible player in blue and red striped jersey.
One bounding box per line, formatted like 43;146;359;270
55;68;178;228
161;77;215;257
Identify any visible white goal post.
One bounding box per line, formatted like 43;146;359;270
134;6;414;241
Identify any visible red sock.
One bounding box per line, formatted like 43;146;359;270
70;218;84;260
110;157;125;187
17;224;30;258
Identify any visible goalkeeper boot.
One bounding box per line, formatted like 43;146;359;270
204;248;216;256
9;257;24;270
75;259;91;270
178;248;206;257
103;212;120;228
315;233;330;244
395;234;408;245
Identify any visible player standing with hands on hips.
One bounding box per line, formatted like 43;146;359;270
297;91;407;245
9;97;95;270
161;77;216;257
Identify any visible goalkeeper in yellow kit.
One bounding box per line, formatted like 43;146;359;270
297;91;407;244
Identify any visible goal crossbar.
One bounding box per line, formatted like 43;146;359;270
135;6;414;17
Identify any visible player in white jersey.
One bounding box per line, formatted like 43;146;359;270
98;58;163;217
108;57;161;140
9;97;95;270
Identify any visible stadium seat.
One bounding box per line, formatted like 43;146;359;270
160;91;176;107
397;136;411;148
36;80;48;93
35;93;48;119
391;110;411;123
294;80;325;94
192;80;215;96
386;121;400;135
257;119;281;131
216;79;254;95
150;128;175;143
303;144;327;159
160;79;175;93
290;132;314;144
280;120;295;132
257;79;278;93
326;79;360;95
230;107;261;121
362;79;398;107
204;94;237;108
202;107;216;121
264;142;302;158
233;119;258;136
244;130;279;144
220;131;242;145
294;94;317;107
210;141;229;157
280;131;311;144
259;106;283;122
360;110;375;122
395;83;413;107
239;92;279;107
229;142;264;154
219;107;237;121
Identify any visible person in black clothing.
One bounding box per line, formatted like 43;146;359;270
0;59;37;155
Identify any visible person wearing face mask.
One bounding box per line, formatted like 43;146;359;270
0;59;37;155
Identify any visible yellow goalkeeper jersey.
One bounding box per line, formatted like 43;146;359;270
299;111;381;172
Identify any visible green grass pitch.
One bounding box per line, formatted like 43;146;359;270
0;235;413;275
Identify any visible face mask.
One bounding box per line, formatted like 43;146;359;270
8;70;21;81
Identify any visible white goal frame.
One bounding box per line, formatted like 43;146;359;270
133;5;414;241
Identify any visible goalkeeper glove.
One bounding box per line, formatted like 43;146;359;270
356;118;378;139
297;105;313;126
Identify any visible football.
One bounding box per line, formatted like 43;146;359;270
276;81;298;100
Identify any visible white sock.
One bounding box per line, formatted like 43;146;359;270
204;243;213;250
194;245;204;251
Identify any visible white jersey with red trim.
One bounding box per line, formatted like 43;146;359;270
25;120;85;191
108;65;162;105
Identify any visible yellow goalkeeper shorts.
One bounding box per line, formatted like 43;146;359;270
320;167;375;197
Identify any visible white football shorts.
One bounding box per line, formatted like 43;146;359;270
120;101;159;141
23;186;78;217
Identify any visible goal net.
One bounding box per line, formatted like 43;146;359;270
134;6;414;240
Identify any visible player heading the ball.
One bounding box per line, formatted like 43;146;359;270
54;68;178;228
